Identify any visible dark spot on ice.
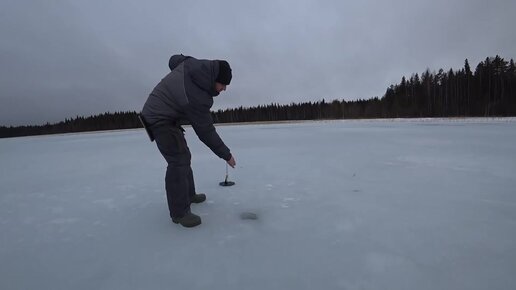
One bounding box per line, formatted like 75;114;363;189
240;212;258;220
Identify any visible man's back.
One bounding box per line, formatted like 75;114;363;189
141;62;188;125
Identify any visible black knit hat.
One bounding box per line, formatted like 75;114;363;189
216;60;232;85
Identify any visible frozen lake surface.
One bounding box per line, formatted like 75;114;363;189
1;118;516;290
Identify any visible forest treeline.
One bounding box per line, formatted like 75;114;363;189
1;56;515;138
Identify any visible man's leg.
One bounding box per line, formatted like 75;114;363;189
164;165;191;218
152;125;192;219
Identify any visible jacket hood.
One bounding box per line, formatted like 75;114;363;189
169;54;191;71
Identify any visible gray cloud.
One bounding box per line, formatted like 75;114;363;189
1;0;515;126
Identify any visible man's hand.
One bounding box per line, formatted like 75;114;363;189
227;155;236;168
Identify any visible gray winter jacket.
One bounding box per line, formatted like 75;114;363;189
141;55;231;161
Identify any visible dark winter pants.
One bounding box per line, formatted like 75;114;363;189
151;124;196;219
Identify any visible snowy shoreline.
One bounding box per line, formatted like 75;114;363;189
215;116;516;126
3;116;516;140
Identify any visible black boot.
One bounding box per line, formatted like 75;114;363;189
191;193;206;204
172;211;202;228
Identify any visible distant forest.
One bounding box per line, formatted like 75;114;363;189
1;55;515;138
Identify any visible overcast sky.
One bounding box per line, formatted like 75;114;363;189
1;0;515;126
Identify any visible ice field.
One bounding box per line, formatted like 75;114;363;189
1;118;515;290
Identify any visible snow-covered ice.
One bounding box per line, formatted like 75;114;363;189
1;119;516;290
